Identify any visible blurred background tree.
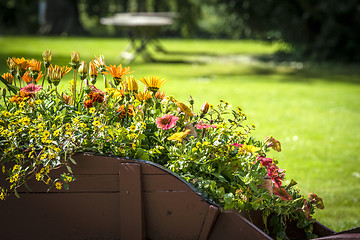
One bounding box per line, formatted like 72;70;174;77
0;0;359;61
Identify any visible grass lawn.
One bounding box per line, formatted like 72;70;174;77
1;36;360;232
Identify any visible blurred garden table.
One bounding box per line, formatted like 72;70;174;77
100;12;177;64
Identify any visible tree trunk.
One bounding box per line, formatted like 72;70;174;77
39;0;87;35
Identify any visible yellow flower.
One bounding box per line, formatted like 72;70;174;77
36;173;42;181
43;130;50;139
19;102;25;108
55;182;62;190
0;192;5;200
139;76;166;92
53;129;60;137
93;120;101;127
105;88;123;98
167;129;190;142
176;102;194;117
130;125;136;132
122;76;138;93
2;166;5;173
89;107;96;114
242;144;260;154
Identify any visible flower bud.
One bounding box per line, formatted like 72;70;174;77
6;57;16;71
1;73;14;84
189;95;194;106
78;61;88;80
71;51;80;64
200;102;209;115
42;50;52;68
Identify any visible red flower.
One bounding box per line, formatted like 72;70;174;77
20;83;42;94
156;114;178;130
301;199;311;220
257;156;273;167
267;162;285;188
117;105;134;119
83;100;94;108
88;85;105;103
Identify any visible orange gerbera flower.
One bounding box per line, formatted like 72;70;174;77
155;91;165;99
12;57;33;71
29;59;42;72
105;64;134;85
48;65;71;86
22;71;43;84
139;76;166;92
134;90;151;102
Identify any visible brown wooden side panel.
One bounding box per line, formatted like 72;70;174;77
142;174;193;192
71;153;121;174
209;210;273;240
143;191;210;240
119;163;145;240
0;193;120;240
15;174;119;193
199;205;220;240
71;153;169;174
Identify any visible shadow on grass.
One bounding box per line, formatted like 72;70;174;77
1;50;360;85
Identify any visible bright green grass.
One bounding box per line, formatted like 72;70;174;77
1;36;359;232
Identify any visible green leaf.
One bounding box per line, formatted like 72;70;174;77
14;188;20;198
69;157;77;165
212;172;228;183
66;165;73;174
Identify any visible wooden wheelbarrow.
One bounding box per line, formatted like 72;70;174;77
0;153;359;239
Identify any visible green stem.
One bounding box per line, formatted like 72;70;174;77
41;67;48;87
73;69;77;106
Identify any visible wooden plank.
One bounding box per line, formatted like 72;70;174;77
138;162;171;175
0;193;120;240
209;210;273;240
143;191;209;240
199;205;220;240
70;153;121;174
119;163;145;240
16;174;119;193
142;174;193;192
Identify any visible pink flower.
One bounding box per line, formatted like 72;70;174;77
232;143;243;148
20;83;42;94
156;114;178;130
195;122;217;129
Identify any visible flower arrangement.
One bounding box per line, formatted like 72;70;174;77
0;51;324;239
